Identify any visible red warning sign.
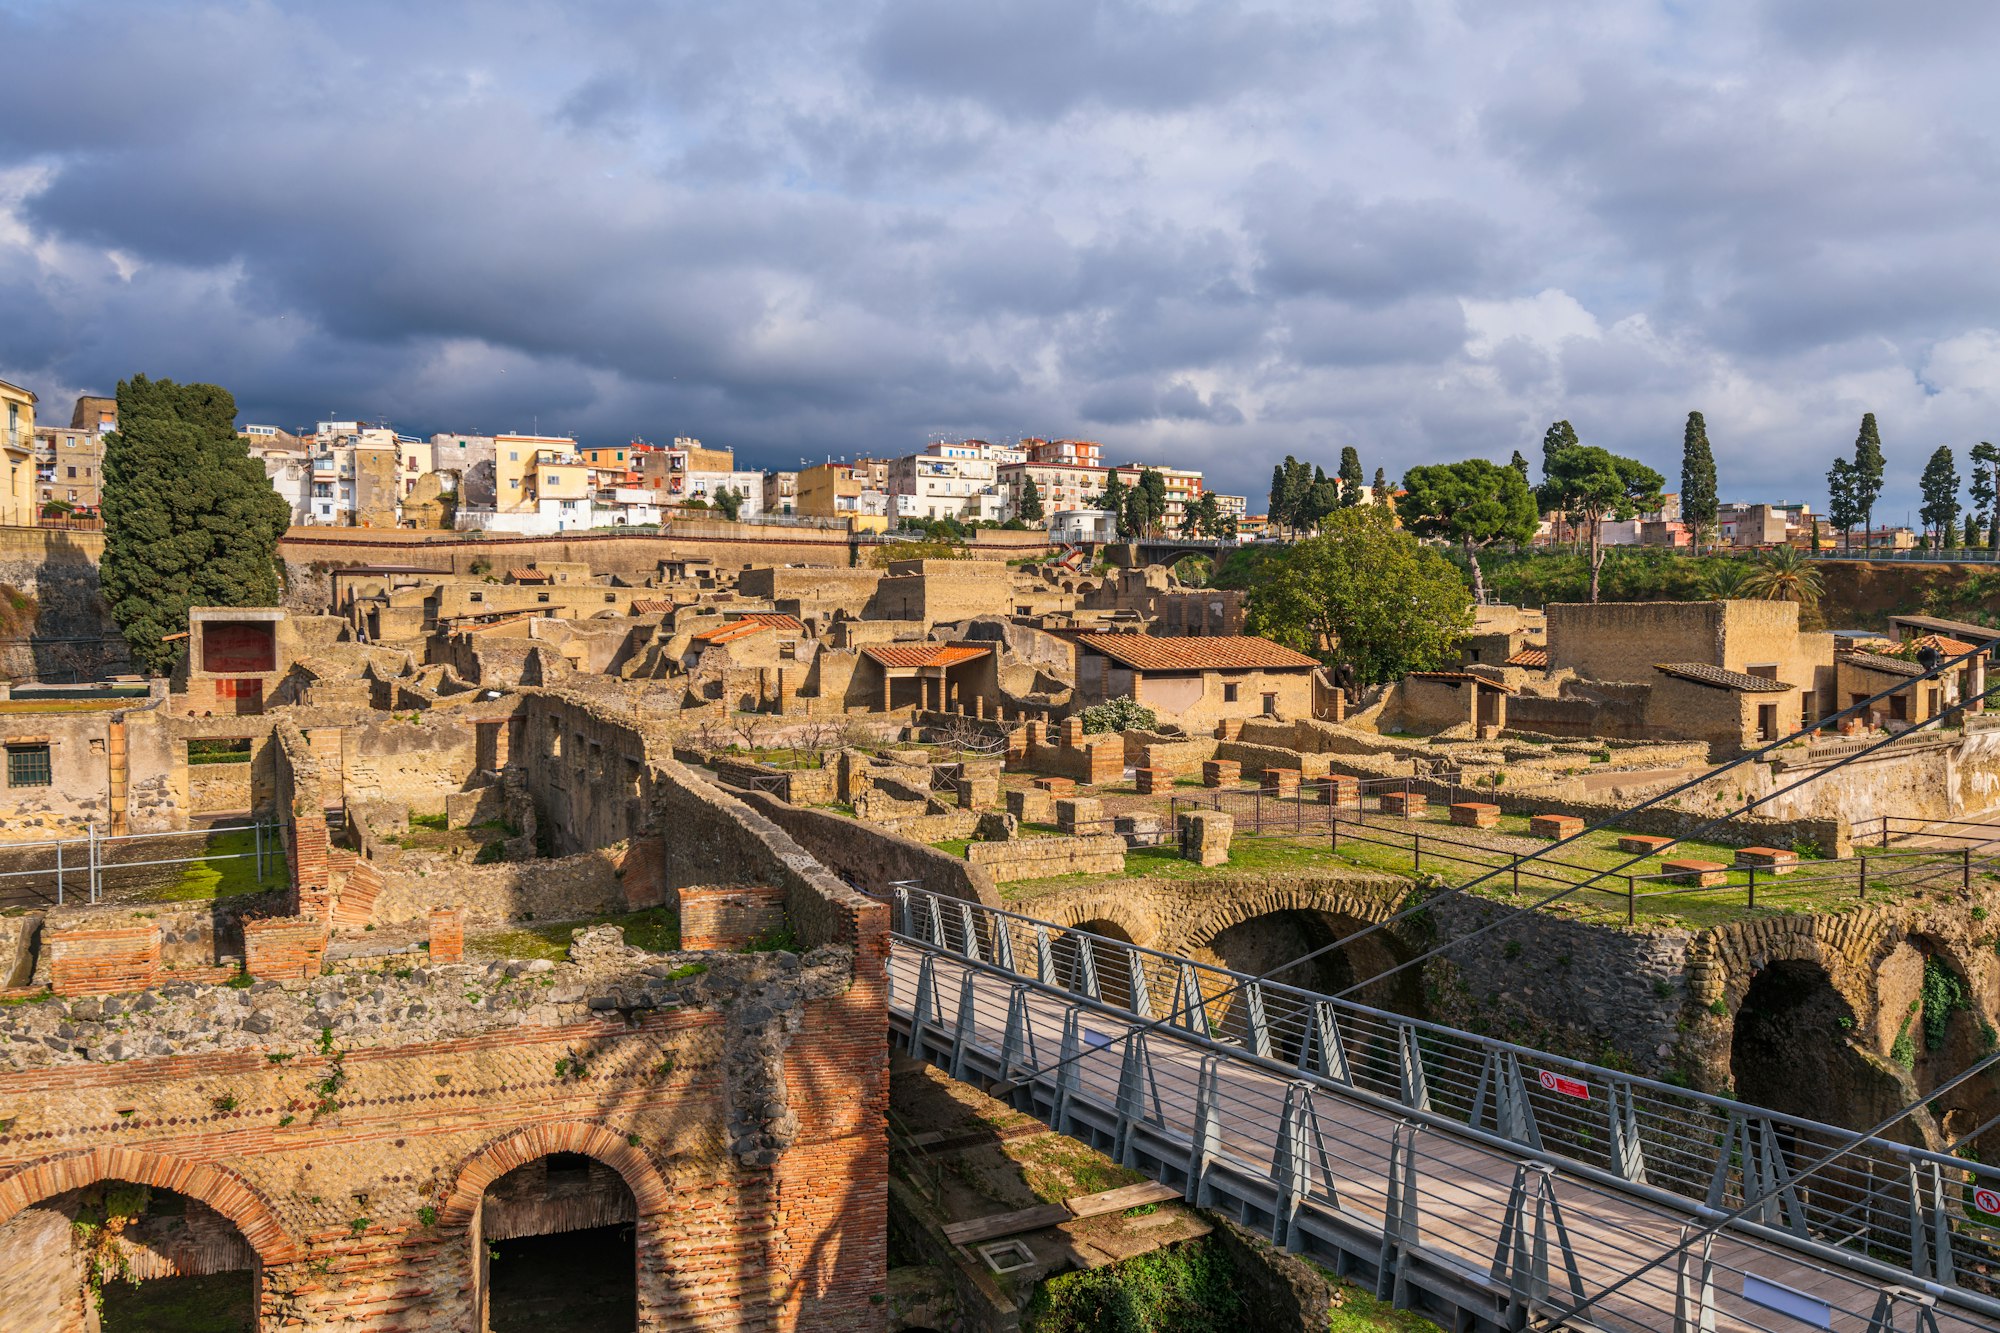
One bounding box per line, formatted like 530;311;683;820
1975;1186;2000;1215
1538;1069;1591;1101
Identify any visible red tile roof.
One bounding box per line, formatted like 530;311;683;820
1075;634;1318;672
738;612;804;632
508;568;552;583
1504;647;1549;668
1655;662;1797;692
690;621;770;645
862;643;993;669
1910;632;1980;657
629;598;677;615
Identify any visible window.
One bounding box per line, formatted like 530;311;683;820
1222;682;1239;703
536;592;551;603
1746;664;1779;681
6;744;51;788
66;466;75;479
509;478;520;490
508;451;519;462
1757;704;1778;741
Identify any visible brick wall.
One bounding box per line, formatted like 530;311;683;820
47;924;160;996
242;917;329;980
965;834;1126;883
678;884;786;951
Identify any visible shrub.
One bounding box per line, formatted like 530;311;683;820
1078;697;1158;734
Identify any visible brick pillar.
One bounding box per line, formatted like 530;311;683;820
106;720;129;837
1202;759;1240;788
1056;797;1101;833
1261;768;1299;798
1135;767;1168;795
428;908;465;964
974;694;986;720
1061;717;1086;748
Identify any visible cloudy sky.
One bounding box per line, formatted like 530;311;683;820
3;0;1998;519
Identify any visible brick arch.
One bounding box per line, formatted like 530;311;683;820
1165;880;1416;959
0;1145;301;1265
1028;892;1163;950
1694;913;1893;1020
438;1121;672;1228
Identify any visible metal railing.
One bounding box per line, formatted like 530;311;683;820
0;823;284;907
885;884;2000;1328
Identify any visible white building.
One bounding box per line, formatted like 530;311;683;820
683;469;766;519
888;452;1004;522
1050;509;1118;543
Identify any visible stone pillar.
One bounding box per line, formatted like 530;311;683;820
881;672;892;713
1202;759;1240;788
1134;767;1169;795
1176;811;1232;866
974;694;986;720
1061;717;1086;748
1972;657;1988;713
429;908;466;964
1260;769;1299;799
1007;787;1055;824
1310;774;1359;808
1056;797;1102;834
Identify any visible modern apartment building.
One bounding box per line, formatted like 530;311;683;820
997;460;1108;517
888;452;1004;522
32;424;104;511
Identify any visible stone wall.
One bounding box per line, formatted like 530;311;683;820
964;834;1125;883
736;789;1002;909
365;847;627;928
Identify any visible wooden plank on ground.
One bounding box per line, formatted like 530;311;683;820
942;1204;1072;1246
1065;1180;1182;1219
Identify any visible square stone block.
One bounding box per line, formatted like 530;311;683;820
1735;846;1799;874
1261;769;1300;798
1202;760;1241;789
1450;802;1501;829
1134;767;1170;795
1056;797;1103;834
1033;776;1076;798
1379;792;1427;817
1616;834;1674;856
1310;775;1361;807
1177;810;1233;866
1529;814;1584;840
1662;858;1728;887
1007;787;1055;825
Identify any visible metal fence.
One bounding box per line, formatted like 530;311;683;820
0;823;285;907
887;884;2000;1329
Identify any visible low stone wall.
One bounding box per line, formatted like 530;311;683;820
366;846;628;927
736;789;1002;909
965;834;1126;884
1133;736;1218;775
867;810;982;844
1214;739;1334;780
1445;784;1850;858
187;761;253;813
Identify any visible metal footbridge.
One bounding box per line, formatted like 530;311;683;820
884;883;2000;1333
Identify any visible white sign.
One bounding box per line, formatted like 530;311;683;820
1976;1185;2000;1215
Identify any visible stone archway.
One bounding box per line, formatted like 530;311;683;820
1166;881;1423;1020
441;1121;672;1333
0;1145;299;1265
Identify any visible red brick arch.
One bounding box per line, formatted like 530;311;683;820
438;1121;672;1228
0;1145;301;1264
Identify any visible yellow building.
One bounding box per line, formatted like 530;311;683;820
1;379;36;527
494;435;578;513
796;462;861;517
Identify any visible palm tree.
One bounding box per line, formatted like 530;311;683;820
1705;559;1755;599
1740;545;1823;612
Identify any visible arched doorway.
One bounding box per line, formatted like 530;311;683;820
1195;909;1422;1063
0;1180;258;1331
1731;960;1901;1129
480;1153;638;1332
1051;919;1138;1012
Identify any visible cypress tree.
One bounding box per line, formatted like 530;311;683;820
100;375;290;675
1679;411;1719;553
1337;446;1364;506
1918;445;1961;548
1509;450;1530;480
1852;413;1886;543
1371;466;1388;500
1017;473;1045;523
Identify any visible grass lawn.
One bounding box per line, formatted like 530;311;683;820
469;906;681;961
149;829;287;902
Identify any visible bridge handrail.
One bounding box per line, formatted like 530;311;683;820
890;948;1993;1333
888;883;2000;1302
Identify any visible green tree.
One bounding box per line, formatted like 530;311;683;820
1304;466;1341;530
1680;411;1719;553
1509;450;1531;480
1852;413;1886;545
1195;492;1222;538
1372;466;1388;500
1826;457;1860;553
1740;545;1823;614
1968;513;1982;548
1972;442;2000;549
1918;445;1961;547
1245;507;1472;684
100;376;290;675
1016;473;1045;524
1136;469;1169;536
1267;457;1312;536
1538;420;1582;544
1395;459;1539;606
1337;445;1364;506
1537;445;1665;603
1095;473;1131;525
711;486;744;521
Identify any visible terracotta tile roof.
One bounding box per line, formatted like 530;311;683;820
690;620;771;645
1888;613;2000;641
1407;670;1517;693
1654;662;1797;692
862;643;993;669
508;568;552;583
1836;649;1926;678
1910;632;1980;657
1504;647;1549;668
738;612;804;632
629;598;677;615
1075;634;1318;672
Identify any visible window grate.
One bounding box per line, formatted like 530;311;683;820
7;744;52;787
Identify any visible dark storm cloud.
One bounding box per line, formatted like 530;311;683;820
4;0;2000;512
